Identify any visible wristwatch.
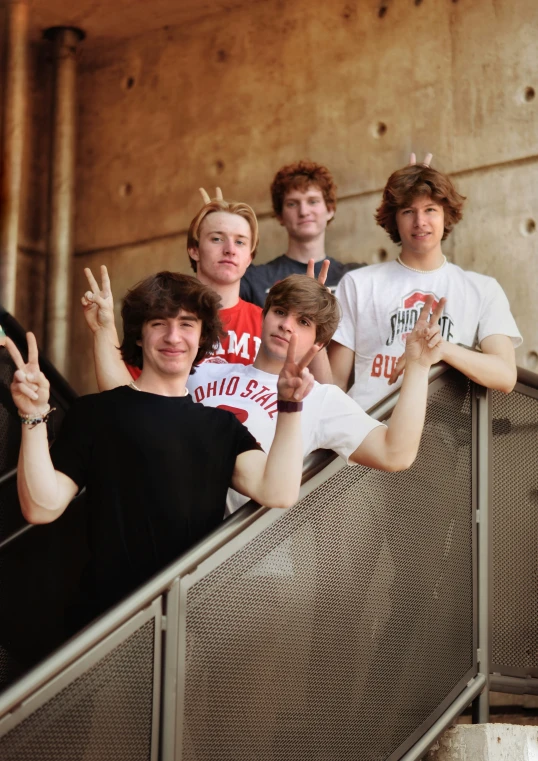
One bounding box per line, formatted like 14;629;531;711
277;400;304;413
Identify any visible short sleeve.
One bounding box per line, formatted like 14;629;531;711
478;279;522;348
332;272;359;351
313;386;384;464
49;397;95;490
230;413;264;457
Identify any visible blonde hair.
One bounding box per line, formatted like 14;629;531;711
187;199;259;272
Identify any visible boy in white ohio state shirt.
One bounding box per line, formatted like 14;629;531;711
187;274;446;513
329;164;522;411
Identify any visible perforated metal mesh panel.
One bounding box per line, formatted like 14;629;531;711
0;618;156;761
182;376;474;761
491;388;538;675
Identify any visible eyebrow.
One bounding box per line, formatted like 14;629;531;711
207;229;249;240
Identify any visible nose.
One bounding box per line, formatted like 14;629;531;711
164;322;182;343
279;314;295;333
223;238;239;256
298;201;309;217
414;211;427;227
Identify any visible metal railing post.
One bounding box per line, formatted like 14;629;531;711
473;384;492;723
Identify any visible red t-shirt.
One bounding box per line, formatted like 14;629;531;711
127;298;263;380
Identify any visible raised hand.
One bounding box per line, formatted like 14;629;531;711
306;257;330;286
199;187;223;204
277;334;319;403
81;265;115;334
5;332;50;416
389;296;446;384
409;152;433;167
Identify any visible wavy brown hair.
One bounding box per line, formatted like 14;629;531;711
375;165;466;244
187;199;259;272
120;272;224;372
263;274;341;346
270;160;337;222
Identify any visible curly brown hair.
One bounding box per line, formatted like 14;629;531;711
120;272;224;372
263;275;341;346
187;199;259;272
270;160;337;222
375;165;466;244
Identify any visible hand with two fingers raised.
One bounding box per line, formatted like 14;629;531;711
199;187;223;205
306;257;330;287
277;334;319;404
81;265;116;334
389;296;446;384
6;333;51;417
409;152;433;167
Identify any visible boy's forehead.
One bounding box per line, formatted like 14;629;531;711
399;193;439;209
199;210;251;238
146;309;200;322
284;183;323;199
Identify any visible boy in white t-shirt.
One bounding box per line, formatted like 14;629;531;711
187;274;445;513
328;164;522;411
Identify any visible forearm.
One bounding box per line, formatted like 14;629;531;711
384;361;430;470
93;327;132;391
442;342;516;393
18;426;70;523
257;410;304;509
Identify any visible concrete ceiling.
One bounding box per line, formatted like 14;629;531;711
18;0;256;46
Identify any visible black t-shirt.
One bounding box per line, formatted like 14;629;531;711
240;254;366;307
50;386;260;626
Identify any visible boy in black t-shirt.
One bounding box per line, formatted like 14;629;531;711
6;272;316;627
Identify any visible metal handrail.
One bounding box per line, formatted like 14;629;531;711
0;361;456;715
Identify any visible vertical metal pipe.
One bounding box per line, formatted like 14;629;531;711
44;27;83;375
473;385;492;723
0;0;29;313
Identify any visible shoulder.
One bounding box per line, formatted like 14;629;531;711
449;265;504;295
191;361;246;382
237;299;263;317
243;255;286;279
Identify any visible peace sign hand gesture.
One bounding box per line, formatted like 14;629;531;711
5;332;50;416
81;265;115;334
277;334;319;403
389;296;446;384
306;257;330;286
199;187;223;204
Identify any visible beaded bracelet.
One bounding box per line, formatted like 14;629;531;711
18;407;56;429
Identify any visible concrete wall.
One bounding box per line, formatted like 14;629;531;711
9;0;538;392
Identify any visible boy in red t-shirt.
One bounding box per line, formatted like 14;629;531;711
81;196;263;386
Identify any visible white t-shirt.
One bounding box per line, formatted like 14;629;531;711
187;362;383;513
333;260;522;410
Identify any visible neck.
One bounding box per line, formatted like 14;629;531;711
285;235;327;265
196;273;240;309
399;245;445;271
134;367;190;397
253;346;283;376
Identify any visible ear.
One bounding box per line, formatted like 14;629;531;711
326;206;335;222
188;246;200;263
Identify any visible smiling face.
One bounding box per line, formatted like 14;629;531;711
395;194;445;259
278;185;334;242
188;211;254;288
138;310;202;378
257;304;318;372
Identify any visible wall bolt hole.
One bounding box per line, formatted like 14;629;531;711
119;183;133;197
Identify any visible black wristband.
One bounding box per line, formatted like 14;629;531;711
277;400;303;413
